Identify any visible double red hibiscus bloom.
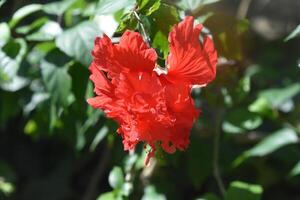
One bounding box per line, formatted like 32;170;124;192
87;16;217;164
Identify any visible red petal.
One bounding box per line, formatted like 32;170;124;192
166;16;217;85
92;32;157;77
89;62;113;95
86;96;111;109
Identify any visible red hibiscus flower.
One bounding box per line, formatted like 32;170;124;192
87;16;217;165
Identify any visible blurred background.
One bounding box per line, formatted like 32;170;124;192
0;0;300;199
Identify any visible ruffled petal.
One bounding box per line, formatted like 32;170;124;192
87;95;112;109
116;31;157;72
89;62;113;95
165;16;217;85
92;31;157;77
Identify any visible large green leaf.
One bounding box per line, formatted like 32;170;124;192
97;0;135;15
9;4;42;28
249;83;300;117
26;21;62;41
234;128;298;166
177;0;220;13
43;0;76;16
225;181;263;200
40;60;73;107
257;83;300;109
55;21;102;66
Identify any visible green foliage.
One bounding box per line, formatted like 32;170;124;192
9;4;43;28
40;60;73;107
137;0;161;16
234;128;298;166
225;181;263;200
0;23;10;47
43;0;76;16
108;166;124;190
285;24;300;41
55;21;102;66
177;0;220;13
141;185;166;200
0;0;300;199
96;0;135;15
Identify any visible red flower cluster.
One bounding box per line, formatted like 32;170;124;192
87;16;217;164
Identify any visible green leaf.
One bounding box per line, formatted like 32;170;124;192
151;3;179;58
0;179;14;196
284;24;300;41
26;21;62;41
0;0;6;8
55;21;102;66
0;23;10;47
90;126;109;151
9;4;42;28
0;38;27;91
234;128;298;166
108;166;124;189
16;17;49;34
43;0;76;16
290;161;300;177
196;193;221;200
177;0;220;13
222;108;262;134
24;92;50;114
93;14;119;37
248;97;275;118
24;119;38;135
121;182;133;196
97;192;115;200
97;0;135;15
27;42;56;67
116;12;138;33
225;181;263;200
0;76;29;92
258;83;300;109
40;60;73;107
137;0;161;16
0;50;18;82
141;185;166;200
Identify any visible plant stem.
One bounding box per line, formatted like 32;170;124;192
82;144;110;200
133;11;150;44
212;110;226;197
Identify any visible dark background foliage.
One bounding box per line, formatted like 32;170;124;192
0;0;300;199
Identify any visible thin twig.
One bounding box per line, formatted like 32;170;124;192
133;11;151;44
212;110;226;196
82;145;111;200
